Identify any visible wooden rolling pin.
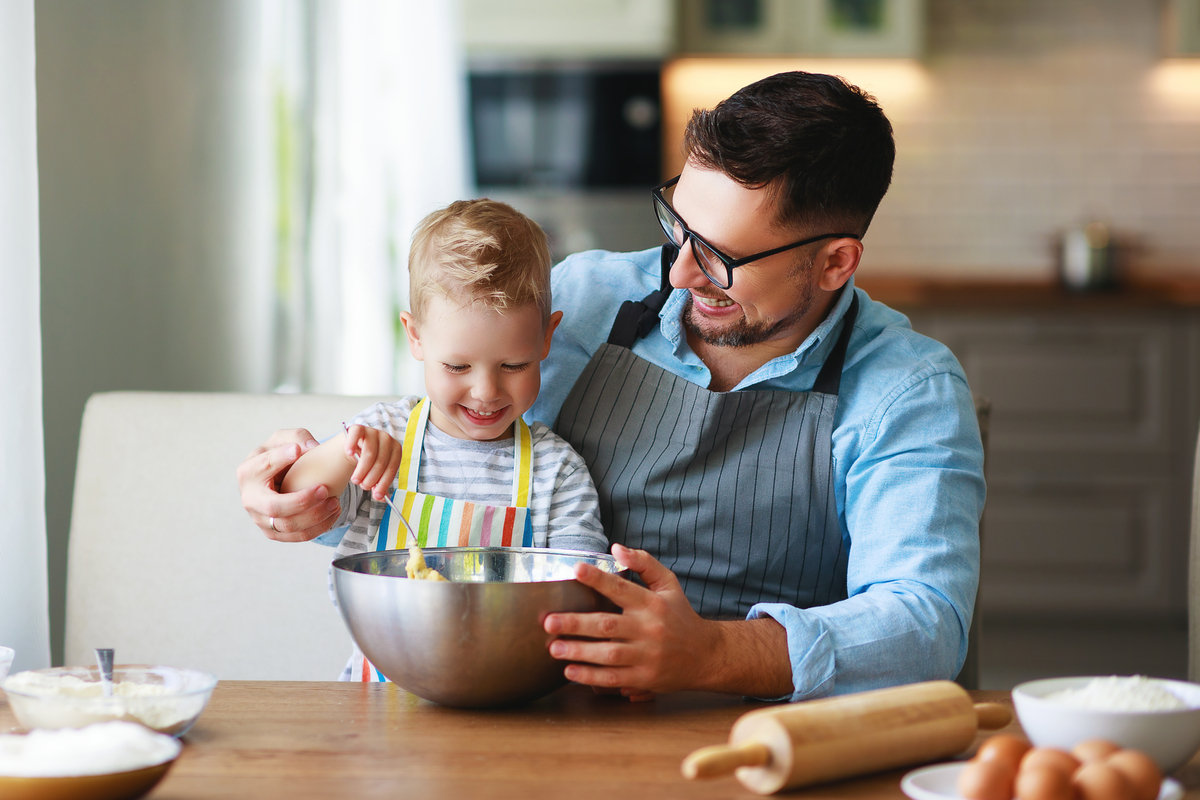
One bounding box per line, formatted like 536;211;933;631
681;680;1011;795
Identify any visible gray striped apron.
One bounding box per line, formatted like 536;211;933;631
555;252;857;619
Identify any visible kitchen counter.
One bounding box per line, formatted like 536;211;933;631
855;276;1200;310
3;682;1198;799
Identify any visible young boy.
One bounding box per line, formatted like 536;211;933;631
282;199;608;681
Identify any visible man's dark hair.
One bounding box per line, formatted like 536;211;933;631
683;71;895;236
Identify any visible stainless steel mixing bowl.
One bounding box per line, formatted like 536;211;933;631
331;547;624;708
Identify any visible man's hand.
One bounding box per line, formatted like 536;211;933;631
541;544;713;695
543;544;795;699
237;428;342;542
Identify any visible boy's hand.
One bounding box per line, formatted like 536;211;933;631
343;424;403;501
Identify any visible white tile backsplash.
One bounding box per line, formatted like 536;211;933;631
861;0;1200;279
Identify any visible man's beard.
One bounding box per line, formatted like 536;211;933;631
682;258;817;348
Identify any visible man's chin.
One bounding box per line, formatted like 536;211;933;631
684;311;763;349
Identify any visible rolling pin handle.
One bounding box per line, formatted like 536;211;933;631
681;740;772;780
973;702;1012;730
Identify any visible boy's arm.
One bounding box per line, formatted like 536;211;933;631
279;432;355;500
282;424;405;502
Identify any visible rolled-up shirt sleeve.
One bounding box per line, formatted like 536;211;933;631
749;370;984;701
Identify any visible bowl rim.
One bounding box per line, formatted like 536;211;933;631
1012;675;1200;715
332;545;627;580
0;722;183;778
0;752;179;782
1;664;218;700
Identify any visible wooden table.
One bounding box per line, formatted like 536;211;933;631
3;682;1199;799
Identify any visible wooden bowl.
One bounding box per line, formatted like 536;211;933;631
0;757;175;800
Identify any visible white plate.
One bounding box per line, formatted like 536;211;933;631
901;762;1183;800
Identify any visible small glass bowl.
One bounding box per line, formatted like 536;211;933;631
1;665;217;737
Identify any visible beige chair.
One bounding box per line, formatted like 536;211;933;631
64;391;387;680
955;395;991;690
1189;424;1200;683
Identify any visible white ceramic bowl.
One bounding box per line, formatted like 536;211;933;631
1;665;216;737
1012;676;1200;773
0;647;13;683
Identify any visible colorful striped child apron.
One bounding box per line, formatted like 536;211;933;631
350;397;536;682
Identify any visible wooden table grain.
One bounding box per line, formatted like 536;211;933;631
3;682;1198;799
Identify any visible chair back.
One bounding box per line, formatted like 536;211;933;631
64;391;387;680
1189;423;1200;682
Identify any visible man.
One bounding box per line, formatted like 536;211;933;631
238;71;984;702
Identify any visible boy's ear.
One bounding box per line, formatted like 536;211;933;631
541;310;563;358
399;311;425;360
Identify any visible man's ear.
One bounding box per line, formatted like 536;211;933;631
541;310;563;359
399;311;425;361
817;237;864;292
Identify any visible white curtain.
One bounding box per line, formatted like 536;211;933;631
272;0;469;395
0;0;52;671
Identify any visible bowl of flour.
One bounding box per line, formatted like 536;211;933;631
1013;675;1200;773
0;721;180;800
2;665;216;737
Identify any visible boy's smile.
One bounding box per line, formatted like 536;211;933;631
402;295;560;442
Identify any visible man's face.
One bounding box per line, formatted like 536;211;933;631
667;164;827;350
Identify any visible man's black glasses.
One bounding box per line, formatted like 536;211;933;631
651;175;860;290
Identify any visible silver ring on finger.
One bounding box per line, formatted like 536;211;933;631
269;516;280;532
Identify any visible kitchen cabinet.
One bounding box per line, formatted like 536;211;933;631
677;0;924;57
1165;0;1200;56
460;0;674;59
903;304;1200;620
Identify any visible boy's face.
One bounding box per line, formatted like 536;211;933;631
401;295;561;442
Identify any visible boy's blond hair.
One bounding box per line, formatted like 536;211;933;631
408;199;552;325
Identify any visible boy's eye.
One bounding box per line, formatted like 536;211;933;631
442;363;468;374
502;363;531;373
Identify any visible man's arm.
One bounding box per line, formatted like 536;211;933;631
544;372;984;700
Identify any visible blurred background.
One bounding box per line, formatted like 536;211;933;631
16;0;1200;685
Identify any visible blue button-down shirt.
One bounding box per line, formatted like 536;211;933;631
529;246;984;701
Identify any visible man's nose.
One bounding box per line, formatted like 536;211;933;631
668;242;709;290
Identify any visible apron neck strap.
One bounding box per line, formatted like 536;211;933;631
811;292;859;396
396;398;534;507
606;244;676;348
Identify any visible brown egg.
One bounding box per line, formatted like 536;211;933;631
1105;750;1162;800
977;734;1033;774
1072;740;1121;765
1016;764;1077;800
957;757;1017;800
1022;748;1083;777
1073;761;1134;800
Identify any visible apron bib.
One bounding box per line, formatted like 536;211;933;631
375;397;535;550
349;398;535;681
554;249;857;619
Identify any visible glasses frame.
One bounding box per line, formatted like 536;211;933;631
651;175;860;290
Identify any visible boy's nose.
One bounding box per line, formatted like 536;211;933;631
470;370;500;401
